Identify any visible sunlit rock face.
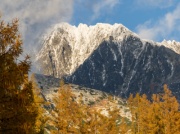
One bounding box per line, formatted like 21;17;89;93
36;23;180;99
36;23;135;78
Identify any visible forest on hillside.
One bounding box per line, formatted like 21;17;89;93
0;18;180;134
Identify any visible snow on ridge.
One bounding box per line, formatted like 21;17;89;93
50;22;137;42
140;39;180;55
160;40;180;54
36;23;139;77
36;22;180;78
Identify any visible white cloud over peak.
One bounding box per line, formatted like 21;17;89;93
0;0;73;54
136;3;180;41
91;0;120;20
136;0;175;8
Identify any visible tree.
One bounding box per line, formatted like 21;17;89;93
31;74;48;134
0;17;39;133
149;85;180;134
128;85;180;134
51;80;85;133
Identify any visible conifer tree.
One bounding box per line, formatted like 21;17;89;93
119;117;129;134
128;93;141;133
51;80;85;133
128;85;180;134
0;17;39;133
149;85;180;134
31;74;47;134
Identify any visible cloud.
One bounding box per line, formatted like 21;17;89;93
136;3;180;41
0;0;73;55
91;0;120;20
136;0;175;8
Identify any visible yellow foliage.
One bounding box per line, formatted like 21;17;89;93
51;82;130;134
0;17;39;133
51;81;84;133
128;85;180;134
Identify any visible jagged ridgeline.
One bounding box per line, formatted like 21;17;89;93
35;23;180;99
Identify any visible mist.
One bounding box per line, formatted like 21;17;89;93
0;0;73;72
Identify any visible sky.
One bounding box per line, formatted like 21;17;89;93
0;0;180;55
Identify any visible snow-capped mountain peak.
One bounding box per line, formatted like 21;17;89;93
36;23;138;77
35;23;180;100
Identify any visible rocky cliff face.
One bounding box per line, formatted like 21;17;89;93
36;23;136;78
66;37;180;98
36;23;180;99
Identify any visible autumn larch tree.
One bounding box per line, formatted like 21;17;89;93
51;80;85;133
128;85;180;134
0;17;39;133
31;74;48;134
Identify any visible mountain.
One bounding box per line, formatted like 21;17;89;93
36;23;136;77
35;23;180;99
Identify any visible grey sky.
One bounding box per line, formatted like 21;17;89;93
0;0;73;55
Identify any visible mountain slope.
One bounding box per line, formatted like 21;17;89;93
35;23;180;99
66;37;180;98
36;23;137;78
33;74;131;133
